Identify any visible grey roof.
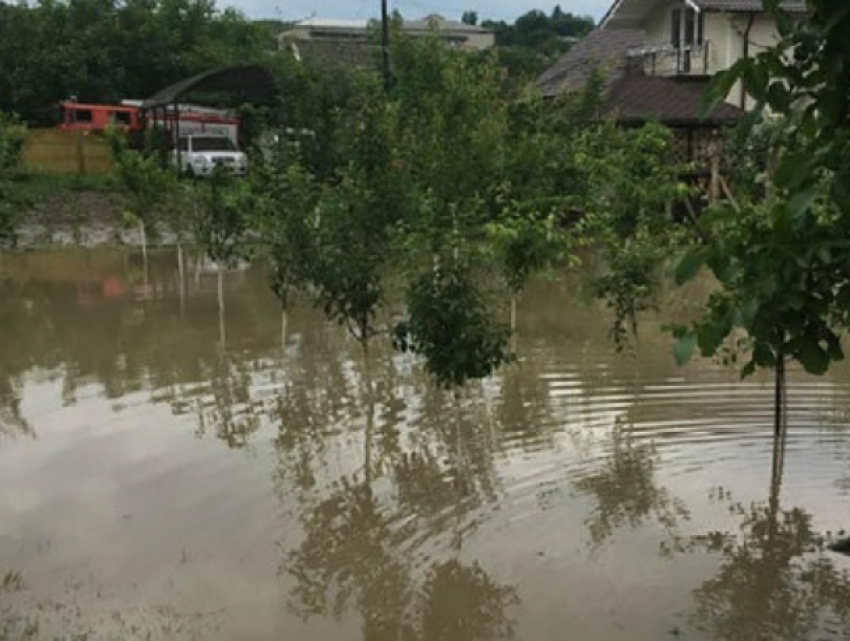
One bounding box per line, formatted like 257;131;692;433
602;0;807;29
695;0;807;11
292;18;370;29
405;14;490;33
537;28;644;97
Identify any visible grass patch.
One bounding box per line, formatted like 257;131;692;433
17;171;120;201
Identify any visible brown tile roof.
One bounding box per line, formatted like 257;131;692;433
537;28;644;97
537;28;743;126
604;75;743;125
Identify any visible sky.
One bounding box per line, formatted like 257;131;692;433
229;0;613;24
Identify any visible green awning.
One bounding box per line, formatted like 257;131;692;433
142;65;276;109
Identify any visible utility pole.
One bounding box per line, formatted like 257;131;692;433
381;0;391;90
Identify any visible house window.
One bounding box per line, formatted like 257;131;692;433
110;112;132;126
670;7;704;50
70;109;93;124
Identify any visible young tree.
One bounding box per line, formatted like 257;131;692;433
111;136;181;268
672;0;850;430
0;112;26;250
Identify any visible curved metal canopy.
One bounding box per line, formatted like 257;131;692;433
142;65;276;109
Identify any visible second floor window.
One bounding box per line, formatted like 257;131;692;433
670;7;704;50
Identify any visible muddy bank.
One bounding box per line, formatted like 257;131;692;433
17;189;177;248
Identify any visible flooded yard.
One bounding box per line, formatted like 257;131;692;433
2;248;850;640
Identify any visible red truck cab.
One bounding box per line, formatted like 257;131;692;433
58;102;142;132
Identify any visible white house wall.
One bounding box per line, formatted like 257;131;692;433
461;31;496;50
642;1;671;45
638;2;785;109
717;13;784;109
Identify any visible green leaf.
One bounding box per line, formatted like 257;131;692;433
703;63;746;117
674;332;697;366
826;333;844;361
740;297;759;325
786;187;817;220
696;321;724;358
774;152;812;190
797;338;830;375
674;246;710;285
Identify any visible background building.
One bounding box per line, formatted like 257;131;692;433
279;15;494;65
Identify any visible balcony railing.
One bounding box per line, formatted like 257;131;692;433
627;41;712;77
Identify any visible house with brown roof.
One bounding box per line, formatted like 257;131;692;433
538;0;804;169
601;0;805;109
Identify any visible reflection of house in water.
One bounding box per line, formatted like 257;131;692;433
279;15;494;65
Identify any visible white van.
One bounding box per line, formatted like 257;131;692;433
174;135;248;177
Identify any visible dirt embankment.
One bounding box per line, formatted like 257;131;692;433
18;190;147;248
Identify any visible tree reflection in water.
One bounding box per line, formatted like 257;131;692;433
0;277;35;439
286;477;518;641
0;378;33;440
279;345;518;640
572;417;689;546
676;426;850;640
194;351;262;449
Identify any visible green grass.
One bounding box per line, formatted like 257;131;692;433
17;170;120;200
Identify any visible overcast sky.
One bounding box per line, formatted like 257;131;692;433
231;0;612;24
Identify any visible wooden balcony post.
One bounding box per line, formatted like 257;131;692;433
709;132;720;203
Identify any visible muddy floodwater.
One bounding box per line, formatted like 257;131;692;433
2;249;850;640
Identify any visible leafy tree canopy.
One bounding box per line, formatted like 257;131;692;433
0;0;276;125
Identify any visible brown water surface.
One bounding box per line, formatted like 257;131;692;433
2;248;850;640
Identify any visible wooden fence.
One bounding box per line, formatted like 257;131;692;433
23;129;115;175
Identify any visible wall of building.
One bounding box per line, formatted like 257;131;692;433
702;12;728;75
24;129;115;175
460;31;495;50
640;4;785;109
643;0;673;45
716;13;783;110
281;23;494;52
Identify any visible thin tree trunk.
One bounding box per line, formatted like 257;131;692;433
139;220;148;277
510;294;518;353
768;396;788;555
452;388;464;551
177;241;185;317
217;264;226;351
774;355;786;438
363;339;373;487
281;308;288;355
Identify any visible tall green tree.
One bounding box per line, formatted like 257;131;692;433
0;0;274;125
670;0;850;429
255;35;680;390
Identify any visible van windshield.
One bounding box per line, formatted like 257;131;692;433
191;136;236;151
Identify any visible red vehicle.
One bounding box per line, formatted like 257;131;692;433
58;101;241;146
59;102;143;132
